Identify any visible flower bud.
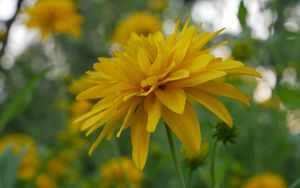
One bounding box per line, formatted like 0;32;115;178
232;40;253;62
181;143;209;169
213;122;239;145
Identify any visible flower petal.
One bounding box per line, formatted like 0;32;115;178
183;54;214;72
169;70;226;88
226;67;262;78
162;69;189;83
116;104;135;137
186;88;233;127
131;107;150;170
207;59;244;70
88;122;118;156
77;83;133;100
155;87;186;114
196;82;250;106
162;102;201;152
144;94;162;132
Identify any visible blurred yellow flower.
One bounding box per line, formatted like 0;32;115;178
148;0;169;11
36;174;57;188
25;0;83;39
111;12;161;44
75;19;261;169
100;157;144;188
243;173;287;188
0;134;40;180
44;149;78;184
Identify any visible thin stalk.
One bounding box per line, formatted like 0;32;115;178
290;176;300;188
111;139;134;188
210;139;218;188
165;124;186;188
0;0;24;58
188;168;194;188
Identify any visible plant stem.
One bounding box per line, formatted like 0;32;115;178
210;139;218;188
111;139;134;188
188;168;194;188
165;124;186;188
290;176;300;188
0;0;24;59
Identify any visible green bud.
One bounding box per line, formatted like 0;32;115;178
213;122;239;145
232;40;253;62
181;143;209;169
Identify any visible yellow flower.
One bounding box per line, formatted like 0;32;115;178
36;174;57;188
0;134;40;180
74;19;261;169
148;0;169;11
111;12;161;44
25;0;83;39
100;157;144;188
45;149;78;184
243;173;287;188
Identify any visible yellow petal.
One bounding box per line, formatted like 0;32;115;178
162;69;189;83
116;104;135;137
196;82;250;106
169;70;226;88
172;26;194;63
226;67;262;78
88;122;118;156
144;94;162;132
162;102;201;152
73;101;112;124
76;84;110;100
76;83;133;100
138;48;151;75
207;59;244;70
80;112;106;131
183;54;214;72
131;107;150;170
193;28;224;50
155;87;186;114
186;88;233;127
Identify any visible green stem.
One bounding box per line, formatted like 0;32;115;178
165;124;186;188
188;168;194;188
210;139;218;188
290;176;300;188
111;139;134;188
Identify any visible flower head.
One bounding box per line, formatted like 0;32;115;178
0;134;40;180
25;0;83;39
181;143;209;169
213;121;239;145
243;173;287;188
111;12;161;44
100;157;144;188
36;174;57;188
75;19;261;169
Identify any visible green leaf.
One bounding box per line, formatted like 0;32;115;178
0;146;27;188
0;72;44;132
238;0;247;28
275;85;300;109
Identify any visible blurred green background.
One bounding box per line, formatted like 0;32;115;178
0;0;300;187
